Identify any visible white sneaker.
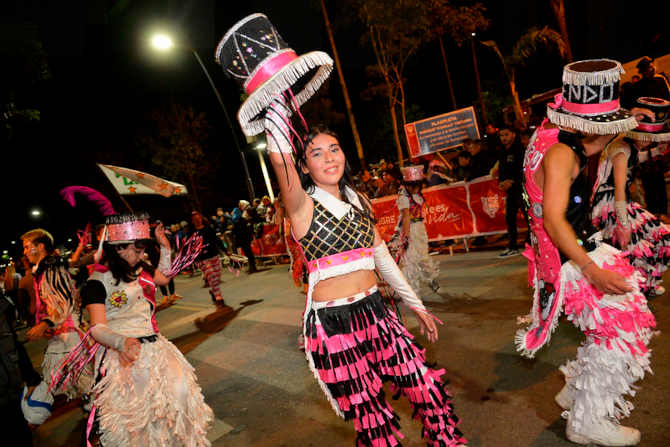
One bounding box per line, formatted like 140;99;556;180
554;383;575;410
566;419;641;446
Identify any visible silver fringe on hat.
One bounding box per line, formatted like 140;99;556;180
624;129;670;142
562;59;624;86
546;107;638;135
237;51;333;136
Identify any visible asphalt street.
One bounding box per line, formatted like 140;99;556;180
25;249;669;446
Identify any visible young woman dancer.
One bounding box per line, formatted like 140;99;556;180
79;214;212;446
216;14;465;445
592;99;670;297
390;166;441;294
267;114;465;446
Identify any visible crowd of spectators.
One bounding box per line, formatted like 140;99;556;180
353;122;533;201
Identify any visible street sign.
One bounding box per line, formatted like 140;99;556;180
404;106;480;157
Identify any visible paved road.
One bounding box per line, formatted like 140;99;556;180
26;249;669;446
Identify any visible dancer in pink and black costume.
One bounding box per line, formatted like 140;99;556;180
517;59;656;446
592;97;670;298
215;13;466;447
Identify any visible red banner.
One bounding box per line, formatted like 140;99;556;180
371;176;526;242
467;177;508;234
251;224;287;256
424;184;474;239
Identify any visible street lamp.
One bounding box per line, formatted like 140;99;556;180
253;139;274;202
30;208;42;218
151;34;173;51
150;32;256;201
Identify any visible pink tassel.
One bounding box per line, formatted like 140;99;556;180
164;233;205;277
49;330;101;394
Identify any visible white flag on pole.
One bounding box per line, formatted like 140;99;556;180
97;164;188;197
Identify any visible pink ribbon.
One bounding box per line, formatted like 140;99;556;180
245;51;298;94
548;93;620;115
635;121;666;132
547;93;564;110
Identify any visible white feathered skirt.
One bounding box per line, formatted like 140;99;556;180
93;334;213;446
556;244;656;432
399;221;439;293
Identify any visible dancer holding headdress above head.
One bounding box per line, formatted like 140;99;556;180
73;213;212;446
517;59;656;446
592;97;670;298
215;13;466;447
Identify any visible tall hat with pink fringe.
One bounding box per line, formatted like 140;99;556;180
401;165;424;183
625;97;670;142
215;13;333;136
546;59;638;135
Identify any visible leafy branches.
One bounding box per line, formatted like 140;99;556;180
139;103;211;210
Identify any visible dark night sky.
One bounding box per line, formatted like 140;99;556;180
1;0;668;260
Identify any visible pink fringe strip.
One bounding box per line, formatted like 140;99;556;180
49;330;101;395
164;233;205;277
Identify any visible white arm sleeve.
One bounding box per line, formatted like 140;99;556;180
90;323;126;351
374;242;425;312
158;245;171;274
265;97;294;154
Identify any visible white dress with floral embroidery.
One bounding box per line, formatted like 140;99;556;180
88;269;213;447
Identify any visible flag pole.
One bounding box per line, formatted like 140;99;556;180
118;195;134;213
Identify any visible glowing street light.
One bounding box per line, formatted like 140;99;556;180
253;139;274;202
151;34;174;51
30;208;42;218
148;32;255;200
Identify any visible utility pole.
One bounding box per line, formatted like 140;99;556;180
320;0;367;169
470;34;488;126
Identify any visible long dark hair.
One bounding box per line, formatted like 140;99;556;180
297;126;375;221
101;241;158;285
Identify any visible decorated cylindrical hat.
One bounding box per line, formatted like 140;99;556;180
104;213;151;244
546;59;638;135
401;165;425;182
625;97;670;142
215;13;333;136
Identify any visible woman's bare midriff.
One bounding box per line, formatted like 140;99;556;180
312;269;377;302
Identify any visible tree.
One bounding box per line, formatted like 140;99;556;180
480;27;566;125
550;0;573;62
0;24;50;140
139;103;211;211
426;1;489;111
354;0;436;166
320;0;367;168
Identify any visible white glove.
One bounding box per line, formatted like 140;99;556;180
158;245;171;275
90;323;126;351
264;96;293;154
614;201;629;227
374;242;426;312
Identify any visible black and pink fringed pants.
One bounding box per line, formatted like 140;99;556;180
305;291;466;447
